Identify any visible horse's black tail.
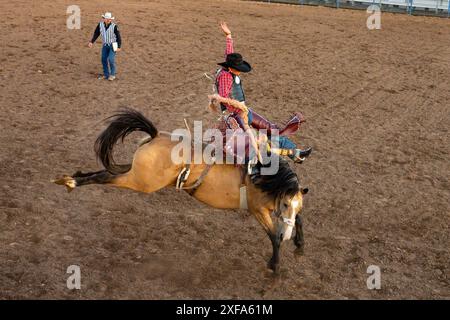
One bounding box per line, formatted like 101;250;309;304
95;108;158;175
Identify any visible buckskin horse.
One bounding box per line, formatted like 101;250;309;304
53;108;309;273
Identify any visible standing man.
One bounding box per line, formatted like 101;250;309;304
88;12;122;81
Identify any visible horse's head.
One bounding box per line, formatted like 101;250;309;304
274;187;308;242
249;157;308;244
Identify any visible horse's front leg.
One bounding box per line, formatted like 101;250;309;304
293;215;305;255
246;199;282;274
267;232;281;274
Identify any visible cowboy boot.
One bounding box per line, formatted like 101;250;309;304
276;136;312;163
290;147;312;164
275;146;312;163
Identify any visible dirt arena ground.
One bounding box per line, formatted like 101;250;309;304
0;0;449;299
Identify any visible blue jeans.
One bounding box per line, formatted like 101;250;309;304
278;136;297;150
101;45;116;77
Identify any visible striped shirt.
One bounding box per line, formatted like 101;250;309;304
100;22;116;44
90;22;122;48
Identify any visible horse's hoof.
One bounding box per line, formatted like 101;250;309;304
267;260;280;275
52;176;76;193
271;265;281;276
294;246;304;256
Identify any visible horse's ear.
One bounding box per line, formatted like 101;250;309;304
301;187;309;195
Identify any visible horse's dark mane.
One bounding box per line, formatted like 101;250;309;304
250;157;300;201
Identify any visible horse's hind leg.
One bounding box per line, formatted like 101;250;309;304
293;215;305;255
53;169;132;192
73;170;117;186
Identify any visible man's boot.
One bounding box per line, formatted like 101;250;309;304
278;147;312;164
290;147;312;164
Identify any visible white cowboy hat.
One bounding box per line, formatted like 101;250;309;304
102;12;115;20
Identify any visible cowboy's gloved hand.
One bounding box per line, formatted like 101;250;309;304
220;22;231;37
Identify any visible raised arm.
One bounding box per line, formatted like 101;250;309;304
221;22;234;57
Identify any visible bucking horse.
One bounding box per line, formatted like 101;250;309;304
53;106;309;274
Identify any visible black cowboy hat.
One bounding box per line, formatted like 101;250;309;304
218;53;252;73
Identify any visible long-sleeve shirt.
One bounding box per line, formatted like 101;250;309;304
90;22;122;48
216;37;241;114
